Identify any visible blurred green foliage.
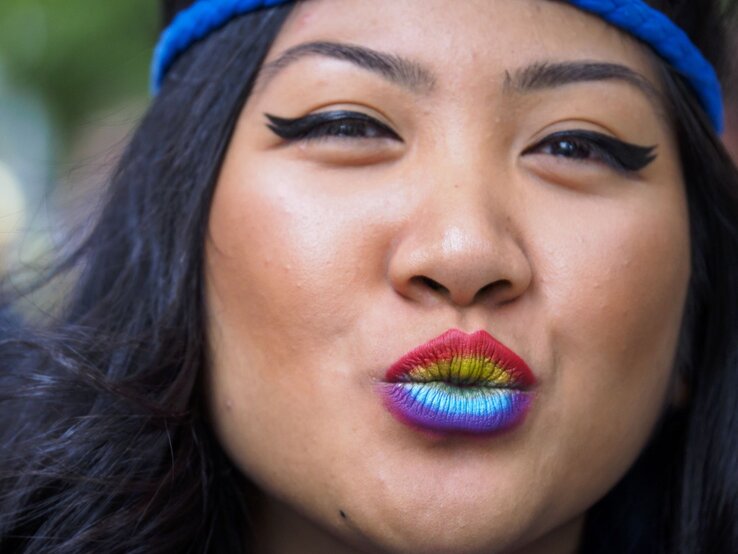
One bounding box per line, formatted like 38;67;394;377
0;0;158;139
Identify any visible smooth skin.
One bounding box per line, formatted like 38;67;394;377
204;1;690;552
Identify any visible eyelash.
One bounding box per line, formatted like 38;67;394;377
265;111;657;173
522;130;657;173
266;111;401;142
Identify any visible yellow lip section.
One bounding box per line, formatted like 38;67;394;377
406;355;514;387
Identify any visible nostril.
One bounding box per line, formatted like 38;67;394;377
413;275;449;295
475;280;513;302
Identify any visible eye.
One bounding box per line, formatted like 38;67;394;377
522;130;657;173
265;110;402;142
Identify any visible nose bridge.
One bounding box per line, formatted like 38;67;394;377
426;160;519;268
389;150;532;308
425;111;515;229
423;130;519;247
426;173;506;255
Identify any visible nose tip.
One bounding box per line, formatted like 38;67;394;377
389;222;532;308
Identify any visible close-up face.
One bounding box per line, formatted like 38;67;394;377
204;0;690;552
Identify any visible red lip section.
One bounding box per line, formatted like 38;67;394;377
384;328;536;388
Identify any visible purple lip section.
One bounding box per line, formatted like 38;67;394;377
381;383;533;435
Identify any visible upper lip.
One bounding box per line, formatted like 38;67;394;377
384;328;536;389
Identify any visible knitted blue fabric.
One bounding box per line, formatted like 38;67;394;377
568;0;723;131
151;0;724;132
151;0;291;91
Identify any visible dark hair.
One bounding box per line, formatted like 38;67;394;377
1;2;737;553
0;5;295;553
581;50;738;554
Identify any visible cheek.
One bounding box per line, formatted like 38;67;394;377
528;184;690;496
203;152;405;440
204;159;350;498
205;160;388;351
543;203;689;360
203;154;414;532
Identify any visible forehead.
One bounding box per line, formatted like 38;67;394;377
267;0;661;88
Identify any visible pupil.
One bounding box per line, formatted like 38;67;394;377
334;121;364;137
554;140;587;158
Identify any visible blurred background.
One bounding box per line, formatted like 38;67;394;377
0;2;736;275
0;0;157;273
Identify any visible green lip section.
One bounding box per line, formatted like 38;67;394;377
406;355;515;387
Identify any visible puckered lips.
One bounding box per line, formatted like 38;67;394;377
379;329;536;435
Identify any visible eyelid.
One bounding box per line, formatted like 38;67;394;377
264;110;402;142
522;129;657;173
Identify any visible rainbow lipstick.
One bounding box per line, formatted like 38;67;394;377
380;329;536;435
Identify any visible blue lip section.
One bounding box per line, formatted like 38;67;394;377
383;382;532;434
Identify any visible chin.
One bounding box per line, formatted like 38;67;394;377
325;490;556;554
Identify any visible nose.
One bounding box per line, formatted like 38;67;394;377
388;173;532;308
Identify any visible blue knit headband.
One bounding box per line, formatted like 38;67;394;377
151;0;724;132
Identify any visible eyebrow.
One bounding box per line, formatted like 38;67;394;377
256;42;665;119
256;41;437;93
504;60;665;109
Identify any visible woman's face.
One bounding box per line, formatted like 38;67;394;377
204;0;689;552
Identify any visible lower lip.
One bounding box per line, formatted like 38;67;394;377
380;382;533;435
